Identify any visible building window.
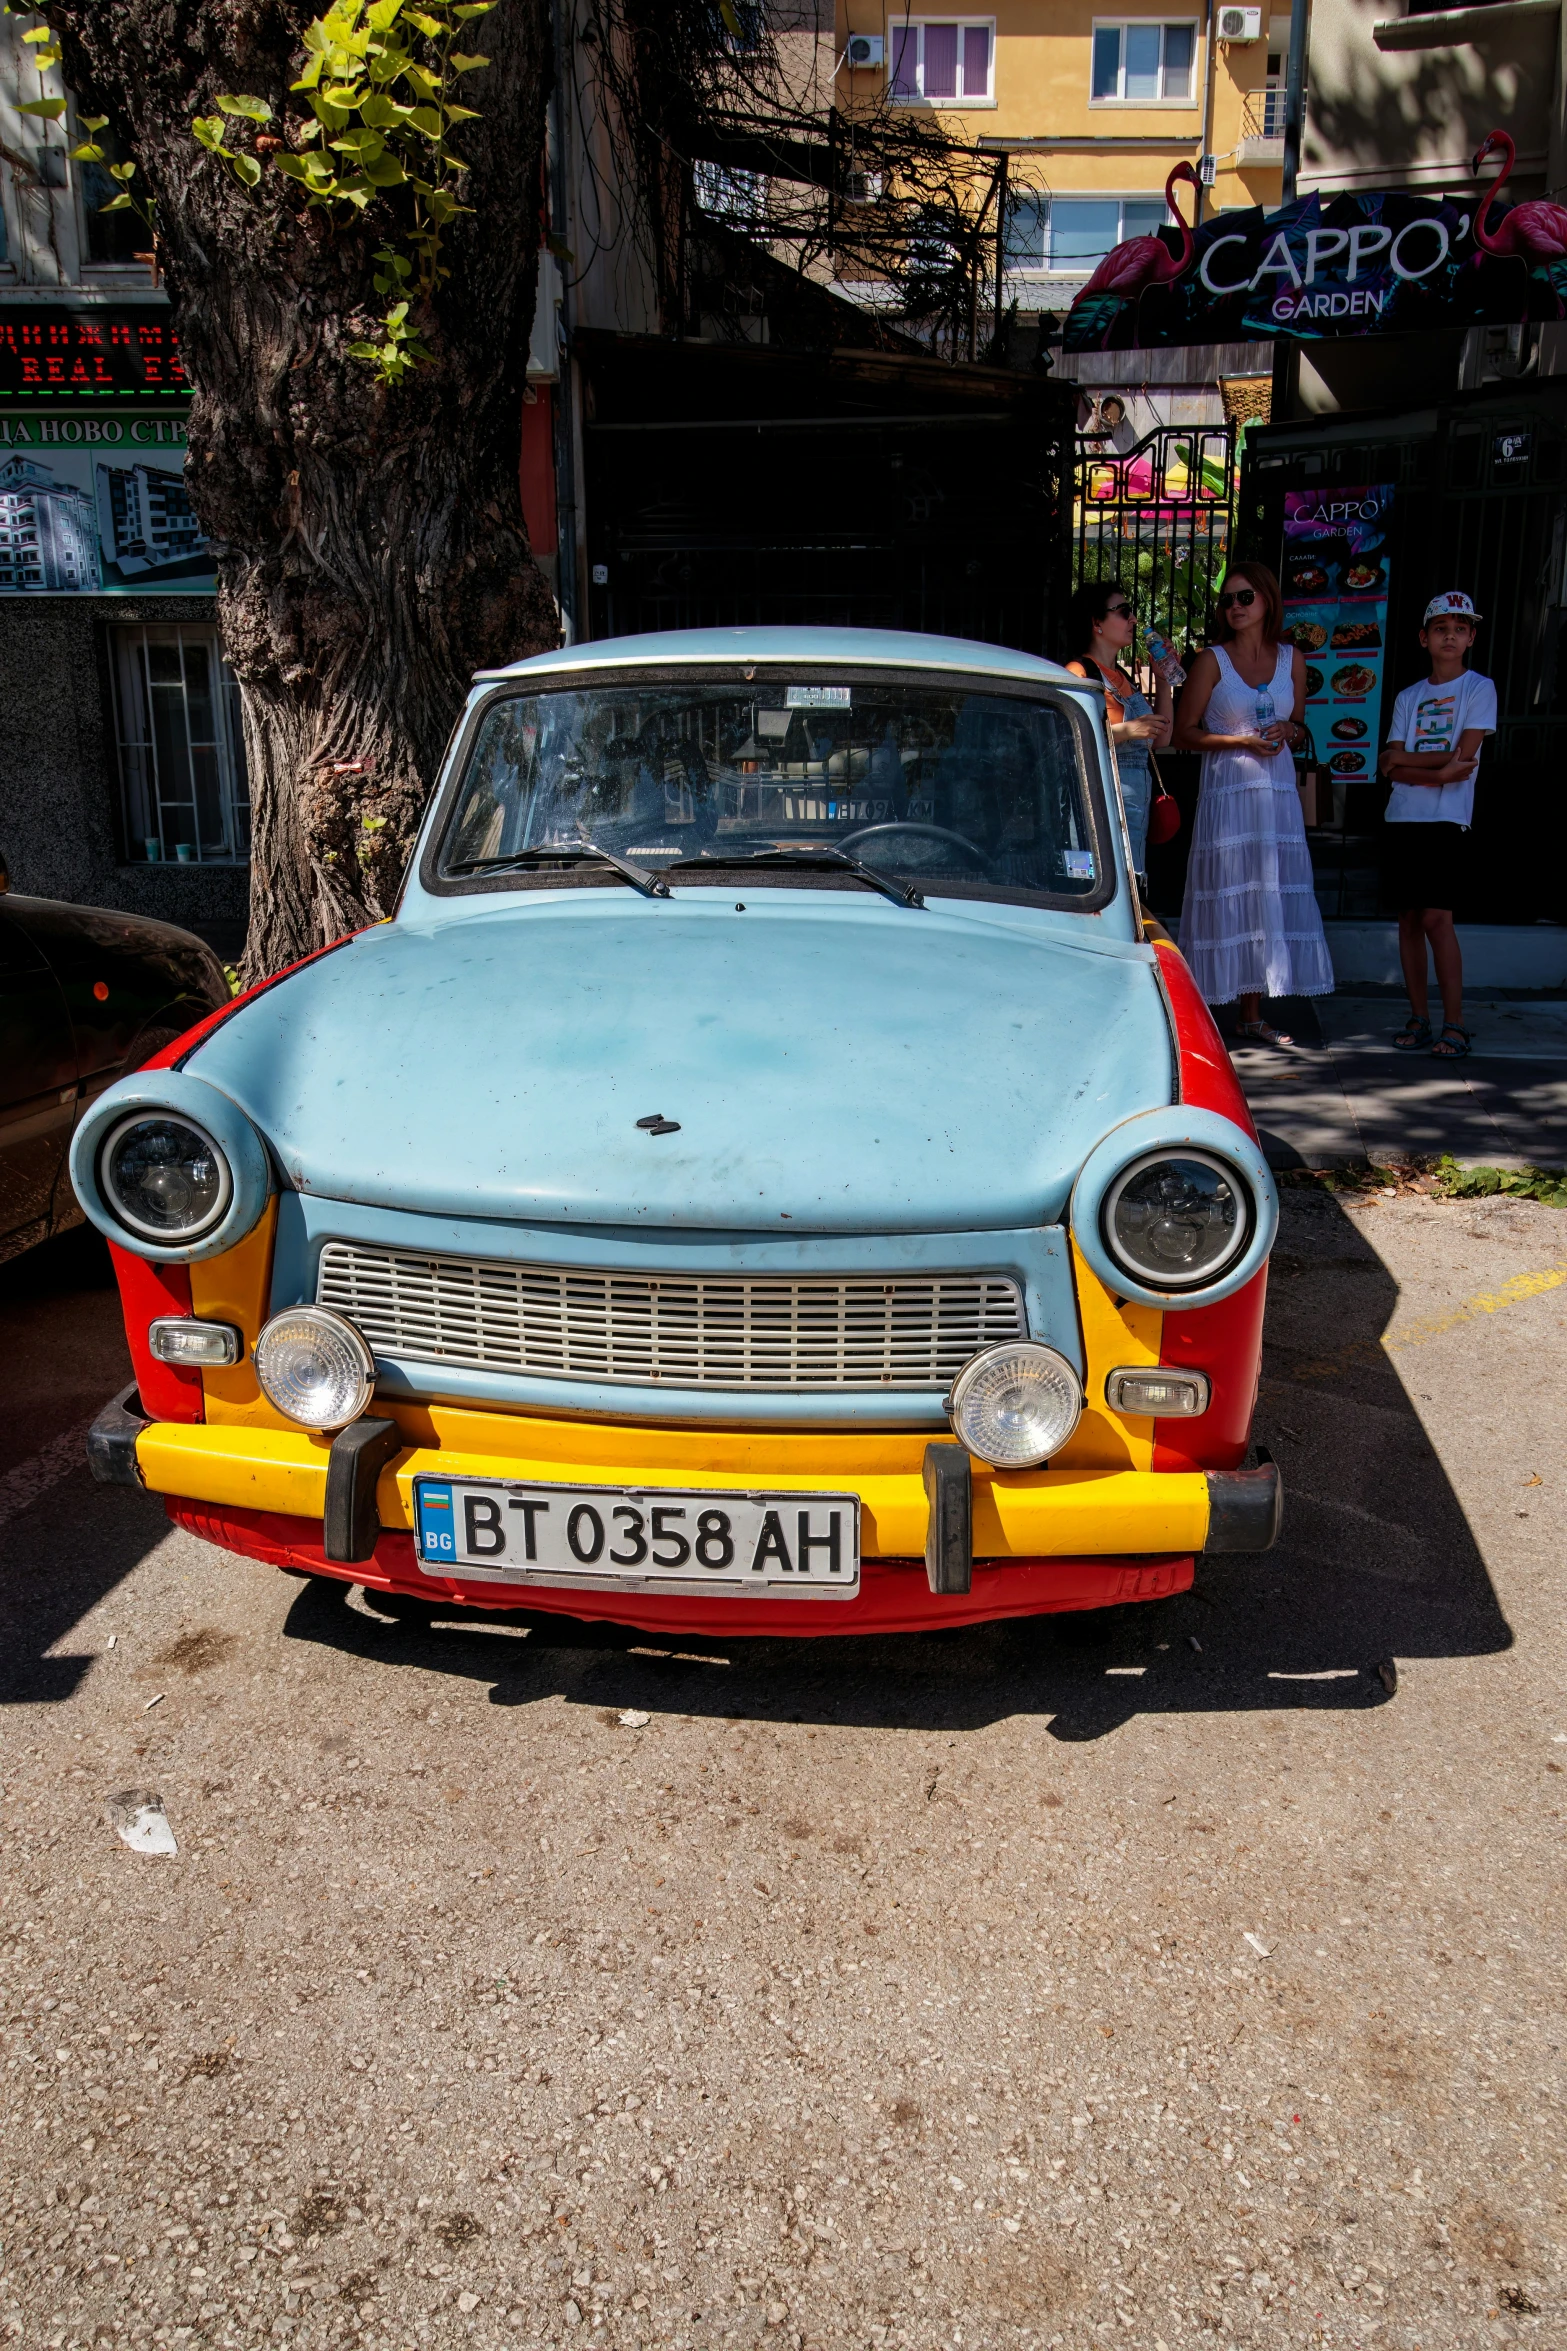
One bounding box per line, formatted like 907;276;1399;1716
1006;193;1172;276
111;623;250;864
1091;21;1196;102
77;118;145;267
889;18;995;103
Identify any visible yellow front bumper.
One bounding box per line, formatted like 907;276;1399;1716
136;1404;1212;1560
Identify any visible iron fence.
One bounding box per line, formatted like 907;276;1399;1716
1070;422;1238;685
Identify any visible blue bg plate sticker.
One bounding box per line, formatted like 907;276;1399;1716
415;1480;457;1563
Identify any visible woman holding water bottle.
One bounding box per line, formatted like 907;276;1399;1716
1172;562;1333;1044
1063;579;1172;876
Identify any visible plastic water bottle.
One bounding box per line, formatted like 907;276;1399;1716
1254;686;1275;738
1144;630;1186;688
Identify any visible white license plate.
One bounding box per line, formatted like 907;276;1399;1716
412;1475;861;1600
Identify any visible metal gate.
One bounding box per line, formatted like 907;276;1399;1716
1072;422;1238;685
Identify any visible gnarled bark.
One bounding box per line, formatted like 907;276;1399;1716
45;1;560;978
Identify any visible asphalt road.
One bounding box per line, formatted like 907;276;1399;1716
0;1188;1563;2351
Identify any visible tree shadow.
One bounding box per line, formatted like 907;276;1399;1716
280;1186;1512;1741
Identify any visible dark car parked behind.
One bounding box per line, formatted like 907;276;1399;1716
0;851;230;1264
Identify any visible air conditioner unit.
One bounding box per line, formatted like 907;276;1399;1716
846;31;885;66
1217;6;1263;36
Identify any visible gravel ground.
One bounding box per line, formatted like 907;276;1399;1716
0;1188;1563;2351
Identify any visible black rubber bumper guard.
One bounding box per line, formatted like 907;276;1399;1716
86;1386;405;1567
919;1441;1282;1594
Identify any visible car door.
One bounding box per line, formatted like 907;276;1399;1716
0;897;79;1252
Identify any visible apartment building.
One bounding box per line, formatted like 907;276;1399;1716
837;4;1288;423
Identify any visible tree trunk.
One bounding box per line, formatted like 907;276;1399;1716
45;2;560;979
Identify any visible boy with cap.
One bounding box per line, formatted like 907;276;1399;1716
1379;590;1496;1058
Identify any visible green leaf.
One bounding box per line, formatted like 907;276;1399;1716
81;115;110;132
359;92;416;126
107;160;137;180
398;61;440;100
68;140;105;162
100;192;133;211
450;51;490;69
192;114;230;152
452;5;498;17
442;102;480;121
385;299;409;326
367;0;406;25
405;8;449;31
231;152;262;186
216;93;275;121
270;149;313;180
17;98;67;119
406;102;443;136
20;24;54;42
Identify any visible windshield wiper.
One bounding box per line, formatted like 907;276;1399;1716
666;846;924;911
448;828;671;899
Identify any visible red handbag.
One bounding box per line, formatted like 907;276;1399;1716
1147;753;1181;846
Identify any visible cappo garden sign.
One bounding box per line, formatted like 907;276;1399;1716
1065;132;1567;352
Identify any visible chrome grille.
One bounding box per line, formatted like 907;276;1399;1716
315;1241;1026;1392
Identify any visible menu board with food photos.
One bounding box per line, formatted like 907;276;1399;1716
1280;484;1394;798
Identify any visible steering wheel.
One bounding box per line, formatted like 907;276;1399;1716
837;822;995;877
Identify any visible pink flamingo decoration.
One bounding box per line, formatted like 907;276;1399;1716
1079;162;1201;296
1472;129;1567;261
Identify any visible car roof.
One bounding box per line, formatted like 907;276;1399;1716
474;625;1093;691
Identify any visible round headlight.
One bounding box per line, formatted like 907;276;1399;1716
100;1113;231;1242
948;1341;1083;1469
253;1307;375;1431
1102;1149;1251;1291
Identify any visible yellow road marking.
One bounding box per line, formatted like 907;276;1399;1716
1290;1261;1567;1382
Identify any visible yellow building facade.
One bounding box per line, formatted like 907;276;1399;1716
835;4;1288;318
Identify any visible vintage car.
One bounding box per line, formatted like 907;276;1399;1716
74;626;1279;1637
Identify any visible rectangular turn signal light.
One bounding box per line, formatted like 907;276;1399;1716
148;1317;243;1369
1105;1367;1211;1418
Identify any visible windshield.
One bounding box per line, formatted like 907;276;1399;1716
433;672;1107;906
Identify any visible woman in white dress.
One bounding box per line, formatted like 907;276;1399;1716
1173;562;1334;1045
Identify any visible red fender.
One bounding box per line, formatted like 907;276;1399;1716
1151;941;1267;1471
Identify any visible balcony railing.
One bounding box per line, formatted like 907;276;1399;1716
1241;87;1288;142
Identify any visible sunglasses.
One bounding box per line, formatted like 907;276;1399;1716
1220;587;1257;608
1104;600;1135;618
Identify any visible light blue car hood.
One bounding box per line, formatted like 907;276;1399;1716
188;893;1174;1234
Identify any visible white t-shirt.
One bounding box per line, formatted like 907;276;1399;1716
1383;668;1497;827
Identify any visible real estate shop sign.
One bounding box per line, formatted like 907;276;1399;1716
1065;187;1565;352
0;408;214;595
0;304;188;398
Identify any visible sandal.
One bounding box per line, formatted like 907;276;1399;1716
1431;1024;1472;1059
1236;1020;1295;1048
1393;1014;1432;1051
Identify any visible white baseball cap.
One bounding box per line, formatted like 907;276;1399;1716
1423;590;1482;623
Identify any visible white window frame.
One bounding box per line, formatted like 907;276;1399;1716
1090;19;1200;106
887;16;997;107
1004;191;1178;281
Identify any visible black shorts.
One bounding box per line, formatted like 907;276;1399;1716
1382;820;1466;914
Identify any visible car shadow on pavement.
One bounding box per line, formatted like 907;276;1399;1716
0;1223;171;1703
281;1186;1513;1743
0;1486;171;1705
